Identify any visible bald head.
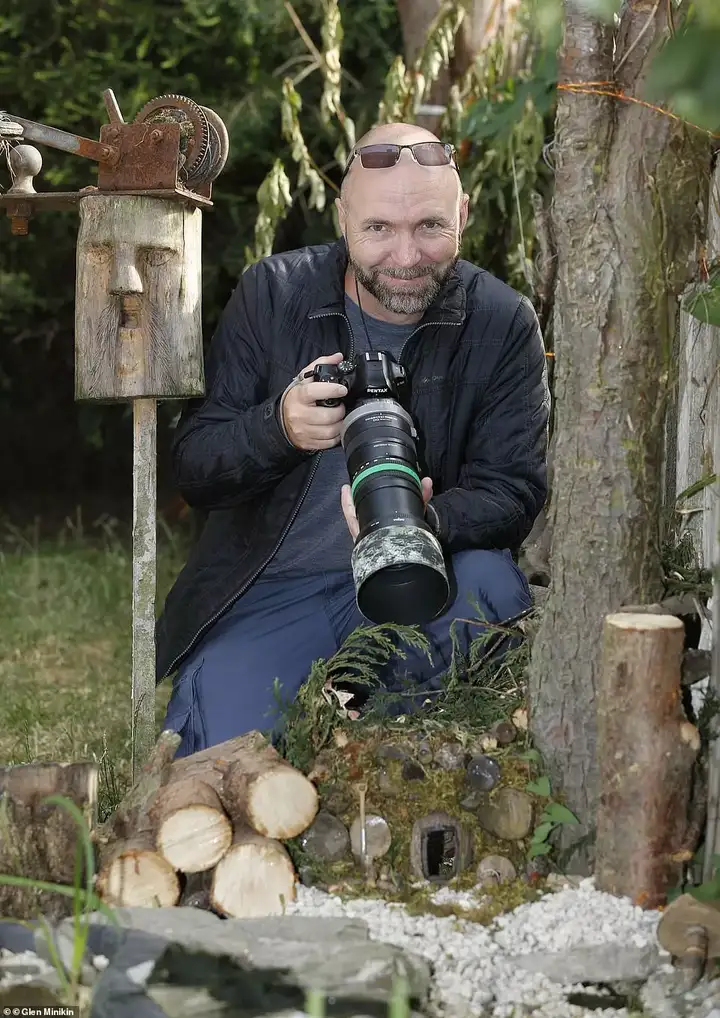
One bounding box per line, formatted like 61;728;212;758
336;121;469;321
340;122;442;195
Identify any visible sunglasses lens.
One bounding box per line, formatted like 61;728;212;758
359;145;400;169
414;142;452;166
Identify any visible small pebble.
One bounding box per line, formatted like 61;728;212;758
434;742;466;771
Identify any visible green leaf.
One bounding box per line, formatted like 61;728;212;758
528;841;553;858
689;880;720;902
517;749;542;763
531;821;554;843
541;802;580;826
526;775;551;797
682;269;720;326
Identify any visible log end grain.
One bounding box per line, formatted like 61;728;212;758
247;767;319;839
211;836;297;918
96;839;180;908
156;805;233;873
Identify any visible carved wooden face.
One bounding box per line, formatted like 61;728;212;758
75;194;204;401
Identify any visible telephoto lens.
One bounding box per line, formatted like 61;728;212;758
338;352;450;626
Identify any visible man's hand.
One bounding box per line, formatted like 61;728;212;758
282;352;349;451
341;476;434;542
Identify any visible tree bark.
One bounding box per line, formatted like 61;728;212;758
595;613;700;907
221;750;319;839
0;762;98;920
528;0;709;870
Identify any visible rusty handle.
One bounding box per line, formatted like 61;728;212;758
8;116;116;164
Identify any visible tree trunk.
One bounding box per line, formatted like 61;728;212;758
674;160;720;559
395;0;523;131
595;613;699;907
0;762;98;920
528;0;709;870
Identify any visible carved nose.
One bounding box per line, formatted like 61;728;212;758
109;245;143;295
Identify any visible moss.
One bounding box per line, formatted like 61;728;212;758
289;724;549;925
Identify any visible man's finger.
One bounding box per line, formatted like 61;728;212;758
341;484;359;540
296;381;349;406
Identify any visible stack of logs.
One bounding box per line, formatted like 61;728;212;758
94;730;320;917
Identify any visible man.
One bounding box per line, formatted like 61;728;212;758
156;121;550;757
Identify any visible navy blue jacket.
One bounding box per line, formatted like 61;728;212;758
155;239;550;680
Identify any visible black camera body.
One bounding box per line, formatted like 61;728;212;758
308;350;409;409
308;350;449;627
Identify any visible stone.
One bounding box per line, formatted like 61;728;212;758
433;742;466;771
475;787;534;841
0;922;36;953
475;855;517;887
402;760;426;781
512;942;662;985
299;810;350;862
376;742;410;761
415;740;433;765
492;721;518;745
0;947;63;992
465;755;501;792
320;782;353;815
544;872;583;891
78;908;430;1017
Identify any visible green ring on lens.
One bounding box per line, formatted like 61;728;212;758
351;462;423;499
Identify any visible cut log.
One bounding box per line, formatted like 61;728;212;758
595;613;700;908
210;826;296;918
95;729;181;847
221;746;319;839
150;777;232;873
96;832;180;908
0;761;98;921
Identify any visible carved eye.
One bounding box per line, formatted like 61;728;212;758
144;248;174;268
89;243;113;263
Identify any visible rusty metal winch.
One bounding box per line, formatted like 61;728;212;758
0;88;229;234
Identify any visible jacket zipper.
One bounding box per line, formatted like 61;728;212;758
165;310;357;677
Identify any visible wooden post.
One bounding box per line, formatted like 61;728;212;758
74;194;204;774
595;613;700;908
132;397;157;777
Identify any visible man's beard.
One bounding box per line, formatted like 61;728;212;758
350;255;458;316
84;297;174;398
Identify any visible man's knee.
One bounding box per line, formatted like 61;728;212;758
448;547;530;622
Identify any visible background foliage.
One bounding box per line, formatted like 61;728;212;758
0;0;402;511
2;0;717;525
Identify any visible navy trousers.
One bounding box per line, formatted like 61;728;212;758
162;548;531;757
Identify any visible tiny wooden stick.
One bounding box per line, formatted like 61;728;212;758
131;396;158;779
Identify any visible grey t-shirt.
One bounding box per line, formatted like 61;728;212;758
262;295;415;578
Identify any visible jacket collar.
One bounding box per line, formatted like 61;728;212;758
307;237;467;326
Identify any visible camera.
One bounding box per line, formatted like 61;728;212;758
307;350;450;626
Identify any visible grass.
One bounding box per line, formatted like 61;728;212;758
0;511;189;819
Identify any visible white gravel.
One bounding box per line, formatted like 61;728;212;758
285;877;666;1018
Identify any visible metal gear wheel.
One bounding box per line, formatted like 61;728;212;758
200;105;229;182
135;93;210;187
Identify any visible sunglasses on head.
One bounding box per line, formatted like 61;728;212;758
341;141;459;182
